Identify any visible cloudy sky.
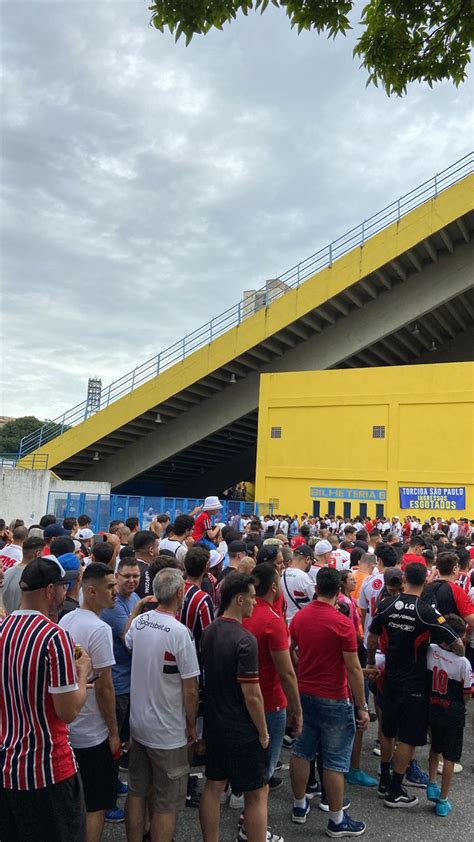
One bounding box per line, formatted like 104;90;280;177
1;0;471;422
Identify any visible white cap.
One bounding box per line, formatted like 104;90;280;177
202;496;223;512
78;528;94;540
315;539;332;555
209;550;225;569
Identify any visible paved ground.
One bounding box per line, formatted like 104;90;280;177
104;719;473;842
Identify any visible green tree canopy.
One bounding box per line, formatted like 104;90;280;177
0;416;64;454
148;1;473;95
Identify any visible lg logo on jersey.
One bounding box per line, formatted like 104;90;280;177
394;600;415;610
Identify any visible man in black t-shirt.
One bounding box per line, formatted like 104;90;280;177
199;573;270;842
368;563;462;809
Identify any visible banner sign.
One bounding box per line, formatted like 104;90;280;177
310;487;386;501
399;486;466;510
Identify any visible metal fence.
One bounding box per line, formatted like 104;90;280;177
0;453;49;469
21;152;473;459
47;492;272;533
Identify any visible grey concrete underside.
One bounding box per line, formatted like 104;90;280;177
77;242;473;488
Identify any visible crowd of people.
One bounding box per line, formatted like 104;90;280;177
0;501;473;842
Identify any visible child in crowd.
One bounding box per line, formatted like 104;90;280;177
426;614;472;817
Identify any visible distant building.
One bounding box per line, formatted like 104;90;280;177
0;416;15;429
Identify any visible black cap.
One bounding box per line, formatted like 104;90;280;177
19;557;74;592
354;540;369;552
43;524;68;539
228;540;248;554
293;544;315;558
384;568;403;585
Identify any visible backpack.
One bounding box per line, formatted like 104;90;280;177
421;580;457;616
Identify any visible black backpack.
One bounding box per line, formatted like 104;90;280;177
421;580;457;616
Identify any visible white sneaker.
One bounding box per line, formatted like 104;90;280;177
220;784;230;805
230;792;245;809
437;761;462;774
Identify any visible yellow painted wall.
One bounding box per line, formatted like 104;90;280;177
22;174;474;470
255;363;474;517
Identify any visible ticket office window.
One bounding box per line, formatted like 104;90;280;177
343;502;351;519
313;500;321;517
376;503;384;518
327;501;336;517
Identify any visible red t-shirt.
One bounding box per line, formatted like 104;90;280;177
448;580;474;619
401;553;427;572
192;512;212;542
289;600;357;700
243;598;289;712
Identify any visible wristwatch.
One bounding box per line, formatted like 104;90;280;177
358;703;369;711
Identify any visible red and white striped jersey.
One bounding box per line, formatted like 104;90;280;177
0;610;78;790
180;583;214;656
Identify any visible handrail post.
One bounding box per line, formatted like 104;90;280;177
183;336;186;358
156;353;161;375
297;263;301;286
237;303;241;325
131;369;135;391
210;320;213;342
434;173;438;197
38;428;43;447
361;220;365;246
328;244;332;267
397;198;401;221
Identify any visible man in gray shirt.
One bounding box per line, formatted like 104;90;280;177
3;535;45;614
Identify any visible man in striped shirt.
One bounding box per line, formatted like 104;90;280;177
0;557;90;842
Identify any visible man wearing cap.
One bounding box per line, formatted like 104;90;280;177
57;552;83;619
0;557;91;841
312;539;336;574
192;496;223;549
77;527;95;557
2;534;45;615
281;545;315;623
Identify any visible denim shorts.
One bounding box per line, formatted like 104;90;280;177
292;695;356;774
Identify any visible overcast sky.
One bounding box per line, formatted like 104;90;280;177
1;0;471;422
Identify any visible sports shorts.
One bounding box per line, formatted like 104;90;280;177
381;689;429;746
205;739;270;793
430;724;464;763
73;738;117;812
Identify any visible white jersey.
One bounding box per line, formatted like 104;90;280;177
358;571;385;644
281;567;315;622
331;549;351;571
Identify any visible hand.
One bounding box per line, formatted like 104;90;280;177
362;667;380;679
356;710;370;731
133;596;155;617
259;733;270;749
289;708;303;738
109;733;121;758
75;648;92;681
186;725;197;744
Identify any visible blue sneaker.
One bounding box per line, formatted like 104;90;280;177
405;759;429;788
292;798;310;824
105;808;125;823
306;780;322;799
326;811;366;837
435;798;453;817
117;779;128;797
426;782;441;803
346;768;377;787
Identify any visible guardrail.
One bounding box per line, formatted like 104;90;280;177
19;152;473;458
0;453;49;469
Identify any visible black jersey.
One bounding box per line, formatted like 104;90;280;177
369;594;459;692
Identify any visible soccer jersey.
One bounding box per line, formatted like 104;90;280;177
192;512;213;543
359;571;385;644
369;595;459;692
243;597;289;712
0;610;78;790
180;582;214;660
281;567;315;622
427;644;471;727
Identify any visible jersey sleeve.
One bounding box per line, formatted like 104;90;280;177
415;601;460;647
199;594;214;629
452;585;474;620
89;624;115;669
176;630;200;679
47;628;79;694
461;657;473;692
267;615;290;653
236;633;259;683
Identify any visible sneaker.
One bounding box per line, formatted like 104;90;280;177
105;808;125;823
435;798;453;817
377;781;389;799
292;798;311;824
437;760;462;774
346;769;377;787
426;782;441;803
372;740;381;757
306;780;322;799
237;824;283;841
405;760;429;788
319;797;351;812
282;735;295;749
384;788;419;808
229;792;245;810
117;779;128;797
269;775;283;791
118;751;129;771
186;778;201;808
326;811;366;837
275;760;283;772
220;783;231;805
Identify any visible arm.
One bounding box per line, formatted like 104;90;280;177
182;676;199;743
270;649;303;736
95;666;120;754
240;682;269;747
367;632;379;667
342;650;370;731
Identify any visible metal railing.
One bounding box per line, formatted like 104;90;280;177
0;452;49;469
19;152;473;458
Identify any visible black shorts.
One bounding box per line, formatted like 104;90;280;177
116;693;130;742
0;773;86;842
381;690;429;746
74;739;118;812
430;724;464;763
205;740;270;793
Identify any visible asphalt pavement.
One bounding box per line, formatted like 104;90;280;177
104;718;473;842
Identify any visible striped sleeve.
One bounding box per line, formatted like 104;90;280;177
199;594;214;629
47;628;79;694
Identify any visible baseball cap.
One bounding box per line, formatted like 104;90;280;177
209;550;225;569
293;544;315;559
384;568;403;585
78;528;94;540
19;557;76;592
228;540;247;554
354;539;369;552
315;540;332;556
202;496;223;512
73;540;82;552
43;524;68;539
57;552;81;577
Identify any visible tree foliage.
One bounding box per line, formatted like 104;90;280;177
0;416;64;454
148;1;473;95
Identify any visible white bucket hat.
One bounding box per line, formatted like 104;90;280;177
202;496;223;511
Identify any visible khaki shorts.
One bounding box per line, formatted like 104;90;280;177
128;740;189;813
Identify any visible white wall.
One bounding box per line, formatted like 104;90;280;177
0;467;110;525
